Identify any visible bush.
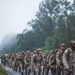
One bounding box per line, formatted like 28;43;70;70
0;65;8;75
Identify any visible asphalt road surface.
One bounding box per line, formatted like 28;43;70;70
4;66;21;75
4;66;52;75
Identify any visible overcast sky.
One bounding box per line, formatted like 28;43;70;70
0;0;43;43
0;0;73;44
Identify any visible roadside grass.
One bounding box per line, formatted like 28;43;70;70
0;65;8;75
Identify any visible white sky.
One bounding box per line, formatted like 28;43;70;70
0;0;42;43
0;0;74;43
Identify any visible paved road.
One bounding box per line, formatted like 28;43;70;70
4;66;21;75
4;66;52;75
4;66;36;75
0;58;20;75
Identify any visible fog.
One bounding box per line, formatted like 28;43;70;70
0;0;42;43
0;33;17;54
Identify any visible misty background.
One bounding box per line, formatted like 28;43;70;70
0;0;42;54
0;0;75;54
0;0;42;43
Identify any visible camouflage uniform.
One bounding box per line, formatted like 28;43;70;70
15;51;25;75
49;50;57;75
1;55;6;66
56;43;66;75
42;52;49;75
24;53;32;75
6;54;9;66
63;48;75;75
8;54;12;68
12;53;18;71
56;50;64;75
32;51;43;75
20;52;25;75
63;40;75;75
17;54;22;72
11;53;15;70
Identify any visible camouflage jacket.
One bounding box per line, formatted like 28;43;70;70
63;48;75;70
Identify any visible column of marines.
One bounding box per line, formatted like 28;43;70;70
1;40;75;75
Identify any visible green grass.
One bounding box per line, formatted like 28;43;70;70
0;65;8;75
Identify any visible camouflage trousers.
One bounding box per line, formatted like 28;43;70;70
73;68;75;75
64;70;73;75
2;59;6;66
56;67;64;75
25;64;31;75
33;64;41;75
42;66;50;75
19;62;25;72
64;68;75;75
12;61;18;71
51;67;56;75
8;59;12;67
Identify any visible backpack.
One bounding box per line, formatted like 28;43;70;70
51;54;56;65
66;48;71;61
33;55;42;63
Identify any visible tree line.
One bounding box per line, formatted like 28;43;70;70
1;0;75;54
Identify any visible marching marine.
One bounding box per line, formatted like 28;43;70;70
63;40;75;75
42;51;49;75
49;50;57;75
32;49;43;75
24;51;32;75
56;43;66;75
